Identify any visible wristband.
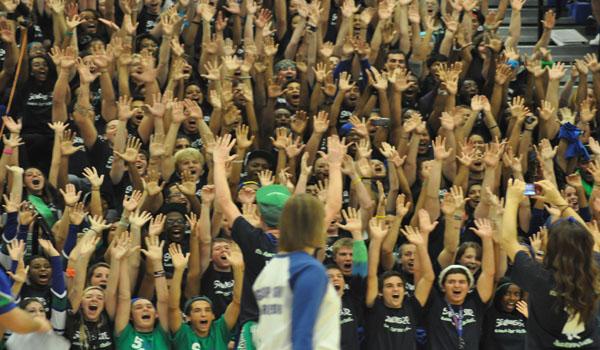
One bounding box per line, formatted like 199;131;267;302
489;124;498;129
453;214;463;221
352;176;362;185
153;270;166;278
65;31;74;37
65;267;76;278
535;251;545;256
3;148;13;155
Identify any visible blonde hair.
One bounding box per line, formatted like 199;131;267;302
278;194;326;252
174;147;205;166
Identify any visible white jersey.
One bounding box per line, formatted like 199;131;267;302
253;251;341;350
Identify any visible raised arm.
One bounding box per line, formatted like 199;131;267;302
167;243;189;333
402;221;434;306
437;186;467;268
471;219;495;303
365;218;389;308
223;243;244;330
213;134;242;225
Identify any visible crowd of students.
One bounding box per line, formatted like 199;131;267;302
0;0;597;347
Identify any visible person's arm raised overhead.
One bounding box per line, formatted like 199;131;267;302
168;243;189;333
366;218;389;308
471;218;496;303
223;243;244;330
402;221;435;306
213;134;241;225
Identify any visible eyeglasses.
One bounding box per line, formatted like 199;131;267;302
166;218;186;225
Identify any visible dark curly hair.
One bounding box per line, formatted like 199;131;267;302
545;219;600;324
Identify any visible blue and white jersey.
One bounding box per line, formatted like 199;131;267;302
253;251;341;350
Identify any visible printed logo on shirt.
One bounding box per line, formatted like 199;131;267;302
254;248;276;259
383;315;413;333
340;307;354;325
440;307;477;326
494;318;526;334
213;279;234;297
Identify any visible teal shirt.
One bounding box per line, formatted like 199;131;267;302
116;323;171;349
172;316;231;350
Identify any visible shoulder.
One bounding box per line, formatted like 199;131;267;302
288;253;327;284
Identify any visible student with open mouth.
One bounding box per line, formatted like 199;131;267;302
168;242;244;349
364;211;436;350
114;235;171;349
424;218;496;350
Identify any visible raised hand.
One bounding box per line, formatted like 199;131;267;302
168;243;189;270
337;207;362;234
148;214;166;237
38;239;60;257
401;225;426;246
141;235;165;262
88;215;111;234
441;185;468;217
470;218;494;239
122;190;143;213
201;185;216;205
114;136;142;163
129;210;152;228
417;209;438;235
60;183;82;207
212;134;237;164
68;202;86;226
368;217;389;240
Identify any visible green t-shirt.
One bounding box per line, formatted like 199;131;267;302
172;316;231;350
116;323;171;349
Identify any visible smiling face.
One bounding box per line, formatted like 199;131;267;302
81;288;105;321
458;247;481;275
131;299;157;331
80;10;98;34
399;243;416;274
334;246;353;276
211;241;231;269
24;300;46;320
381;275;405;308
166;212;186;242
29;257;51;286
24;167;45;194
188;300;215;336
563;185;579;211
443;273;470;304
370;159;387;178
314;157;329;181
501;284;522;313
31;57;49;82
90;266;110;289
344;85;360;107
327;267;345;297
467;184;482;209
185;84;203;103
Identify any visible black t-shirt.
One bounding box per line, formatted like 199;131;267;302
481;306;527;350
65;310;114;349
340;289;362;350
136;8;159;35
231;216;277;325
366;296;422;350
511;251;600;349
20;284;51;314
17;81;54;135
200;264;234;318
425;289;487;350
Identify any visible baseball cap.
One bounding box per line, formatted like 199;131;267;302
255;184;291;227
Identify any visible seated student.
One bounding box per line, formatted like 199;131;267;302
481;278;528;350
365;210;436;350
168;242;244;349
425;219;496;350
114;235;171;349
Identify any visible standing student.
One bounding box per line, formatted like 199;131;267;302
481;278;528;350
502;179;600;348
253;194;341;350
424;218;496;349
364;210;436;350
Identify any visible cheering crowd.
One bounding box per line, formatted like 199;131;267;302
0;0;597;347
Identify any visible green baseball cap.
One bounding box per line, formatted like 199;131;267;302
256;185;291;227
